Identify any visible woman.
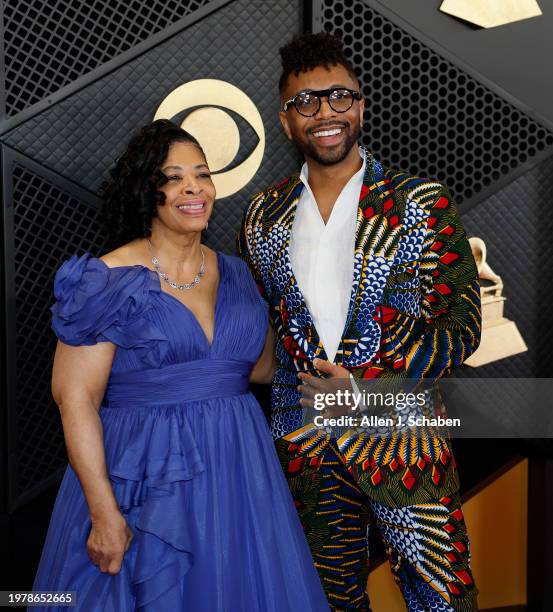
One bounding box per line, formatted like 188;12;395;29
32;120;328;611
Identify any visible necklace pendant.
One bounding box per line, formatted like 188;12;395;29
148;241;206;292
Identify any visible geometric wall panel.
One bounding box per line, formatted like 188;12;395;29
447;157;553;464
316;0;553;448
459;153;553;379
2;150;105;510
319;0;553;207
1;0;211;117
2;0;302;256
1;0;303;512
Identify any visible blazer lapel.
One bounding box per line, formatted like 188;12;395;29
264;174;328;368
336;149;399;367
264;174;302;226
265;149;400;370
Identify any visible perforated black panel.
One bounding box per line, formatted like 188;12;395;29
459;153;553;379
3;0;302;256
9;162;105;500
2;0;211;116
1;0;303;510
315;1;553;441
320;0;553;204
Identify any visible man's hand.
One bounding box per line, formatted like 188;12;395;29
298;358;356;417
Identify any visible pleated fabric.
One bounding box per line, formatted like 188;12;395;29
33;252;329;612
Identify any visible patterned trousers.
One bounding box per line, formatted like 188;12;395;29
276;435;478;611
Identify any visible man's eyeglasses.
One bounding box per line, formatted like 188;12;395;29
282;88;362;117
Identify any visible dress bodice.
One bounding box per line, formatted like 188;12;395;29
51;252;268;374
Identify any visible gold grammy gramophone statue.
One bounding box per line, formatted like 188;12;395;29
464;237;527;367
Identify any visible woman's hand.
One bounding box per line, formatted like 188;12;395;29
87;509;133;575
52;340;129;575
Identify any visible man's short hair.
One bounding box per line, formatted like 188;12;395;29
278;32;358;92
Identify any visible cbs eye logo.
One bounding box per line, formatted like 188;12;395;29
154;79;265;199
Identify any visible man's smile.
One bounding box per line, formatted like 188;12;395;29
309;123;348;146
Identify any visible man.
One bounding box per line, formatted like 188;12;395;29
238;32;480;611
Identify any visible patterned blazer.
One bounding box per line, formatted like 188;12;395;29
238;150;481;444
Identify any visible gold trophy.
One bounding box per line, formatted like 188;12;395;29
464;237;527;367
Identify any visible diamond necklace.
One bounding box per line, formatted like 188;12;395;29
147;239;206;291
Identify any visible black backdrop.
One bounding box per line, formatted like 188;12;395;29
1;0;303;513
2;0;553;602
314;2;553;606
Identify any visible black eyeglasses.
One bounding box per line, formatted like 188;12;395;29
282;87;362;117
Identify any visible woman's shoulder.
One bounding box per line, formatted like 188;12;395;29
53;252;108;297
54;241;148;295
52;246;158;347
99;239;145;269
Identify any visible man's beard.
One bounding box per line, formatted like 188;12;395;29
293;120;361;166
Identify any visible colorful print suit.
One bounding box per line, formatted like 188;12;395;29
238;149;481;611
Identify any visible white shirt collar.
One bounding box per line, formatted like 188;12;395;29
289;146;367;363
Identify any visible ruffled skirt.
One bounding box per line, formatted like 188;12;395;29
32;393;328;611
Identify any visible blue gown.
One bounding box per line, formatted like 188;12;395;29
32;252;328;612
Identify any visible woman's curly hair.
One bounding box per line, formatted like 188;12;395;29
101;119;204;247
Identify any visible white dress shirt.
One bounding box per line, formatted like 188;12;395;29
289;148;366;363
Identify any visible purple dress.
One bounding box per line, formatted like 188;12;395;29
32;252;328;612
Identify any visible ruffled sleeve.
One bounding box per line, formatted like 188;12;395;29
51;253;168;367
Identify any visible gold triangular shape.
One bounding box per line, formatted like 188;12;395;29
440;0;542;28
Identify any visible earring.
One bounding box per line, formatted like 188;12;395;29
205;221;209;231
